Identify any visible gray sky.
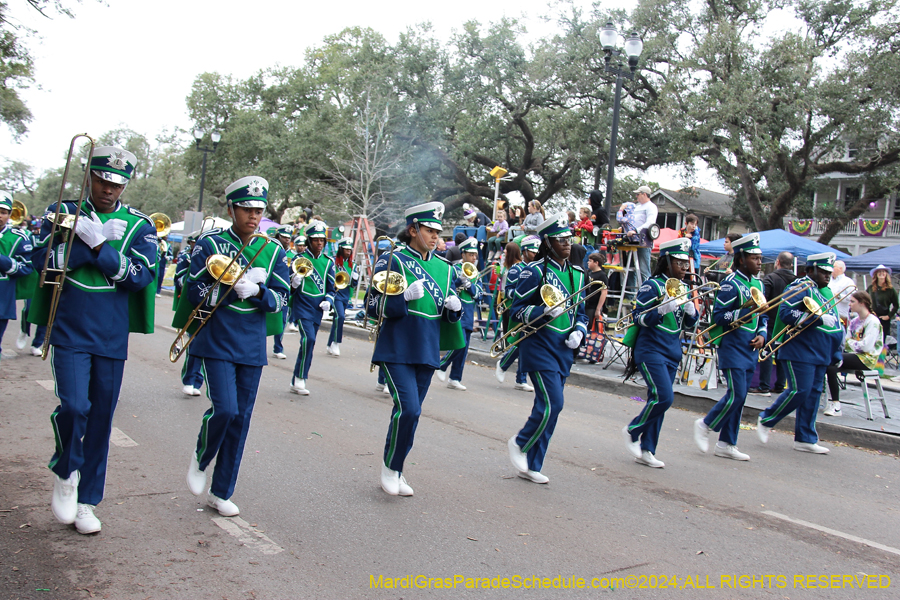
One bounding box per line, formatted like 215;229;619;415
0;0;725;193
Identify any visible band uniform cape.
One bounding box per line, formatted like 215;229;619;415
368;244;465;366
28;200;156;335
290;247;335;324
172;227;287;338
1;226;36;301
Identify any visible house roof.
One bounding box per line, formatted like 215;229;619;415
651;187;736;218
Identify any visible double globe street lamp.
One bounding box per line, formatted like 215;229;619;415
193;128;221;212
599;23;643;216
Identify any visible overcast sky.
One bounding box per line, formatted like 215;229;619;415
0;0;725;193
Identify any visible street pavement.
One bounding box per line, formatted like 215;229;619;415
1;297;898;599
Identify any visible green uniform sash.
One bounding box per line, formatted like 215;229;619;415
395;248;464;351
707;272;763;347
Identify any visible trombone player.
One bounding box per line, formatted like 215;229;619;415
272;225;295;360
0;192;34;359
694;233;767;461
325;236;356;357
757;252;843;454
32;146;158;534
435;237;483;389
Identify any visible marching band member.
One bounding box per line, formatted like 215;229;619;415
694;233;766;461
622;238;698;468
32;147;157;534
272;225;295;360
506;214;588;484
368;201;463;496
495;235;540;391
436;237;483;389
289;221;335;396
286;234;306;332
757;252;843;454
326;237;356;357
0;192;34;357
174;234;204;396
156;237;173;296
184;176;289;516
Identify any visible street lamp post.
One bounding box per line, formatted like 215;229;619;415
600;23;643;217
193;128;221;212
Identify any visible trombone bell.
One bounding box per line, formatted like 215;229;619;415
335;270;351;290
206;254;242;285
372;270;407;295
9;200;27;226
460;262;478;279
540;284;565;307
291;256;313;277
150;212;172;238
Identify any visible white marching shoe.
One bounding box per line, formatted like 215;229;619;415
383;384;391;395
514;382;534;392
756;416;772;444
207;493;240;516
15;331;28;350
495;360;506;383
435;369;447;383
507;436;528;473
794;441;830;454
693;418;710;453
329;343;340;357
287;323;299;332
290;379;310;396
381;464;400;496
622;426;641;459
714;444;750;461
517;470;550;484
273;352;287;360
51;471;80;524
447;379;467;391
398;474;414;496
187;454;207;496
183;385;201;397
635;450;665;468
31;346;43;357
75;504;101;534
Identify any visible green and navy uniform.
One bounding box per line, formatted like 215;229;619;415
626;275;699;454
33;198;158;506
186;227;289;500
759;277;842;444
508;257;588;472
273;247;296;355
702;271;768;445
174;246;204;390
156;242;173;294
368;244;462;473
0;223;34;350
326;256;356;347
290;248;335;383
497;261;529;385
438;264;483;381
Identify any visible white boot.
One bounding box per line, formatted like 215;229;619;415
495;360;506;383
290;379;309;396
74;503;101;534
331;343;340;357
15;331;28;350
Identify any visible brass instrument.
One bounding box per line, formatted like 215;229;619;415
38;133;96;360
613;280;720;331
757;284;855;362
489;280;608;357
149;212;171;238
495;289;506;315
335;270;350;290
169;233;279;362
369;236;404;371
9;200;28;226
291;256;313;277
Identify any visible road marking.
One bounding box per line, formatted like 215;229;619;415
109;427;138;447
763;511;900;557
36;380;55;391
212;516;284;555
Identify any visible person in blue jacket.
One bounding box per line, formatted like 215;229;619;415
694;233;767;461
289;221;335;396
0;192;34;357
32;146;158;534
622;238;699;468
495;235;540;392
756;252;843;454
326;237;357;357
174;233;205;396
272;225;295;360
436;237;483;390
184;176;290;517
506;214;588;484
368;201;463;496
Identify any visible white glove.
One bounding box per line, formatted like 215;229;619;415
445;295;462;312
658;299;679;316
822;314;837;328
319;300;331;312
463;278;472;289
75;213;107;249
835;359;843;369
684;301;697;317
291;273;304;288
245;267;268;284
351;270;359;281
544;304;565;319
593;227;600;236
565;330;584;349
233;279;260;300
101;218;127;241
403;280;425;302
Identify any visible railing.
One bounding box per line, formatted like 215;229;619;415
782;217;900;237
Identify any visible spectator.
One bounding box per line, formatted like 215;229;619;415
867;264;898;343
616;202;638;238
828;260;854;322
445;232;468;264
588;190;610;231
631;185;658;285
574;205;593;240
435;236;448;258
679;214;701;273
750;251;795;396
707;232;742;279
824;291;883;417
509;205;525;228
486;209;509;261
522;200;545;233
567;210;577;228
584;252;609;329
463;205;492;228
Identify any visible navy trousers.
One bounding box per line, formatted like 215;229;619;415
499;346;528;384
439;329;472;381
194;358;262;500
292;318;319;382
381;362;435;473
704;367;753;446
156;259;167;294
273;305;289;354
48;346;125;506
759;360;826;444
181;347;205;389
327;298;347;345
627;361;677;455
19;300;47;349
515;371;566;472
0;319;6;353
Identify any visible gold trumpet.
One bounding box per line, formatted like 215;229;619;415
169;233;279;362
613;280;720;332
9;200;28;226
489;280;607;357
38;133;96;360
335;270;351;290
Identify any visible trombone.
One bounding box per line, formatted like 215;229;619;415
335;270;351;290
169;233;280;362
613;279;720;332
460;261;496;281
291;256;313;277
489;280;607;357
38;133;96;360
757;283;856;362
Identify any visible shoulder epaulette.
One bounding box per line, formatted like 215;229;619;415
571;264;584;273
434;253;450;264
197;227;223;240
9;227;31;240
126;206;154;227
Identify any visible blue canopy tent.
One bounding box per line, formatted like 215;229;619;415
841;244;900;273
698;229;849;264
